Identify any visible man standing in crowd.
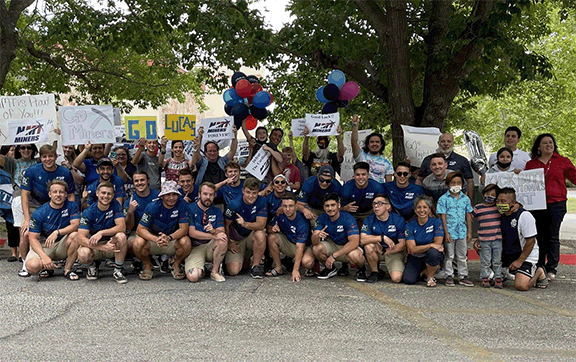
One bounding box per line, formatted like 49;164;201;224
351;115;394;183
266;174;290;221
132;138;164;190
497;187;548;291
192;125;238;188
383;161;424;221
417;133;474;201
76;182;128;283
302;124;344;177
421;153;466;202
185;182;227;283
488;126;531;171
340;162;384;224
25;180;80;279
360;194;407;283
85;158;126;207
223;178;267;278
215;161;244;206
312;193;365;281
266;193;314;281
132;181;191;280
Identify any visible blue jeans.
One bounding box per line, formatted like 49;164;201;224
479;240;502;279
402;248;444;285
532;201;566;274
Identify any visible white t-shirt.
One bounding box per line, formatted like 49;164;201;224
355;150;394;183
516;211;540;264
488;148;531;170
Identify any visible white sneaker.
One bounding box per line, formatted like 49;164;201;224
504;268;515;281
488;269;495;280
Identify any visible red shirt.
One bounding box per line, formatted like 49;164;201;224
525;152;576;203
283;164;301;185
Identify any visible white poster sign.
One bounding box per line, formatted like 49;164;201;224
341;129;372;182
59;105;115;145
245;147;271;181
7;118;49;145
197;116;234;142
235;141;250;160
0;94;57;144
291;118;307;137
401;125;442;167
304;113;340;136
484;169;546;211
113;108;122;125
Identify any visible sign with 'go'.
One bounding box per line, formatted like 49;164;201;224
125;116;157;140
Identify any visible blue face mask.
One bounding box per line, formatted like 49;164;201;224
484;195;496;204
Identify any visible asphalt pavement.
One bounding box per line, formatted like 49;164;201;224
0;260;575;362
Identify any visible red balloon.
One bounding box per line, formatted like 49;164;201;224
266;91;274;106
246;115;258;130
235;79;252;98
251;83;263;95
247;94;255;105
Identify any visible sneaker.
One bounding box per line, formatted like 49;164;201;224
377;268;387;279
488;269;495;280
547;272;556;281
18;269;31;277
445;276;455;287
504;268;515;281
366;273;378;283
480;278;491;288
494;278;503;289
250;265;264;279
86;265;99;280
317;266;339;280
113;269;128;284
337;262;349;276
356;269;367;282
459;276;474;287
210;272;226;283
160;258;171;274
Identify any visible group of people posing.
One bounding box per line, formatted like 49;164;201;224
1;115;574;292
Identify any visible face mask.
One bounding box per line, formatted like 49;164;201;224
484;195;496;204
449;186;462;194
497;161;511;169
496;203;510;214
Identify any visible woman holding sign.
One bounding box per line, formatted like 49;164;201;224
525;133;576;281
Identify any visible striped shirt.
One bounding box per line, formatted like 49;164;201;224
472;203;502;242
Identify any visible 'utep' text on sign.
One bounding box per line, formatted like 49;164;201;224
165;114;196;140
59;105;115;145
125;116;158;140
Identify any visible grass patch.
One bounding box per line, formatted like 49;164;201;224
568;198;576;214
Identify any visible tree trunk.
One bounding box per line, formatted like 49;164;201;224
384;0;415;164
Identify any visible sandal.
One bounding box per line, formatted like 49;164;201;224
39;270;54;278
171;264;185;280
304;269;315;277
7;256;17;262
64;270;79;280
265;268;284;277
139;269;154;280
426;277;437;287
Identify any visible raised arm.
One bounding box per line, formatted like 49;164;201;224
191;127;203;166
131;138;146;166
72;142;91;173
302;126;311;162
336;125;345;162
351;114;360;159
226;126;239;160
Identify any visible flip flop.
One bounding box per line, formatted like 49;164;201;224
139;269;154;280
265;269;284;277
64;271;79;280
39;270;54;278
426;277;437;287
171;263;185;280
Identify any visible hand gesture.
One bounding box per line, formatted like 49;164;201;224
193;136;201;150
351;114;359;127
271;222;280;233
302;126;309;137
41;255;55;270
128;196;138;213
45;231;59;249
89;231;102;246
161;136;168;149
205;222;214;233
336;125;342;135
249;138;256;147
198;126;204;137
138;137;146;147
53;127;61;135
236;215;245;227
344;201;358;213
288;131;293;141
317;226;329;240
84;141;93;151
111;158;119;167
228;242;241;254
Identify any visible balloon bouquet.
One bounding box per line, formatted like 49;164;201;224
316;70;359;114
222;72;273;131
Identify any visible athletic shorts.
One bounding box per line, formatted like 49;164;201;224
503;252;538;278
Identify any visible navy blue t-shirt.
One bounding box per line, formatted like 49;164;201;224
418;152;473;180
405;217;444;247
123;189;159;231
140;198;189;235
30;199;80;240
272;211;310;245
314;211;359;245
83;158;118;185
383;181;424;220
361;212;406;248
21;164;75;206
189;202;224;245
266;191;287;221
86;174;126;206
178;185;199;204
297;176;342;210
224;195;267;238
340;179;384;213
79;200;124;234
218;180;244;206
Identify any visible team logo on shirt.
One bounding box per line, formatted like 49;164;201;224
225;208;235;218
405;192;414;199
55;176;65;181
388;225;397;233
290;225;297;234
337;225;344;233
62;209;69;218
29;219;37;229
105;210;113;219
511;219;517;228
449;161;456;166
208;215;217;223
251;206;257;214
171;210;179;218
425;225;434;233
366;192;374;199
141;213;150;223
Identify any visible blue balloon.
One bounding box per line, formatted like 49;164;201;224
250;105;268;120
328;70;346;89
223;88;243;106
232;104;250;128
322;102;338;114
252;91;271;109
224;104;233;116
316;86;329;103
323;83;340;101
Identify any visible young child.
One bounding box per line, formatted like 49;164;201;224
472;184;504;288
436;172;474;287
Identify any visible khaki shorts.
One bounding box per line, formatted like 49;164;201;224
26;235;70;261
353;209;374;225
306;206;323;228
225;232;254;265
276;233;300;258
148;240;176;256
185;240;216;272
366;243;406;273
321;238;363;263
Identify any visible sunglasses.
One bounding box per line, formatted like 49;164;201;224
318;177;332;184
396;172;410;177
373;201;390;207
19;146;33;150
202;211;209;225
274;180;286;185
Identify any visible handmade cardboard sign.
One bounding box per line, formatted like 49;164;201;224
125;116;158;140
245;147;271;181
0;94;57;144
165;114;196;140
485;169;546;211
401;125;442;167
59;105;115;145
